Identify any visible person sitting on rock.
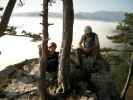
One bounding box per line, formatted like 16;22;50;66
78;25;100;72
77;26;119;100
47;42;59;73
39;42;59;73
75;25;100;96
79;25;100;56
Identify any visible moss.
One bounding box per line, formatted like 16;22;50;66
111;62;129;92
103;51;132;93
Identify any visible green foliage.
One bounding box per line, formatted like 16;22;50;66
112;62;129;92
100;47;119;52
21;30;42;42
102;51;130;92
123;13;133;27
106;13;133;93
107;33;129;44
5;26;42;42
108;13;133;46
117;13;133;32
6;26;17;35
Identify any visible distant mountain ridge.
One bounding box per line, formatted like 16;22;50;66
75;11;125;22
13;11;125;22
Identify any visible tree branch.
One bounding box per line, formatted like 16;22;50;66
0;0;17;37
120;56;133;100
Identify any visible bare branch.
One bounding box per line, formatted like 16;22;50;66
19;0;24;6
120;55;133;100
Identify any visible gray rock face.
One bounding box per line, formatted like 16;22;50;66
0;59;39;100
0;50;120;100
68;49;120;100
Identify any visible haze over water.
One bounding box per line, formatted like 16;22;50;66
0;17;118;70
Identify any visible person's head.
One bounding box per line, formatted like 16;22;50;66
48;42;57;53
84;25;92;36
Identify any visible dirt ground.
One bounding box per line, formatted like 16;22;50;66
126;86;133;100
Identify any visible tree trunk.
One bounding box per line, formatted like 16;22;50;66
0;0;17;37
38;0;49;100
58;0;74;92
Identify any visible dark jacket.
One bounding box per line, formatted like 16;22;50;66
47;51;59;73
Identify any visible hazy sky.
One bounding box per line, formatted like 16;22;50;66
12;0;133;13
74;0;133;12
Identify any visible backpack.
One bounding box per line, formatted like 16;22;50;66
83;32;96;48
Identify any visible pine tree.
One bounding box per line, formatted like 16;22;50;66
108;13;133;50
107;13;133;100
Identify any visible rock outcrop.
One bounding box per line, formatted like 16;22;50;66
68;49;120;100
0;50;120;100
0;58;39;100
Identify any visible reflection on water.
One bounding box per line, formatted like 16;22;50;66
0;36;40;70
0;17;118;70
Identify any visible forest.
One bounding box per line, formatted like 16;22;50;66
0;0;133;100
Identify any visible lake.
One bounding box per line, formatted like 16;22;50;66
0;17;118;70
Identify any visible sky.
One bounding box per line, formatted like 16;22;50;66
0;0;132;13
10;0;133;13
73;0;133;13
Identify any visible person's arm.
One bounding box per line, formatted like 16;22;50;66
79;35;84;48
93;35;100;50
79;35;92;54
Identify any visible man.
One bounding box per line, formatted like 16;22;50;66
79;25;100;56
78;25;101;74
39;42;59;73
78;26;120;100
47;42;59;73
75;25;100;96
